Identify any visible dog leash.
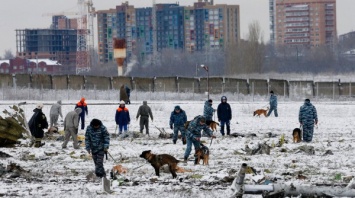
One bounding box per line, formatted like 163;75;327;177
107;151;119;164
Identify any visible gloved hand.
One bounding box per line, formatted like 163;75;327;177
87;150;91;155
151;118;153;122
315;120;318;125
104;148;108;154
194;137;200;141
170;125;173;129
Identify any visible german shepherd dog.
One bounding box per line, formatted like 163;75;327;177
195;143;209;165
184;120;220;132
253;107;269;117
293;128;302;143
140;150;180;178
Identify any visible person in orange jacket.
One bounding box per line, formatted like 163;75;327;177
75;97;88;130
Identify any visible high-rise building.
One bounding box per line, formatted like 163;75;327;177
270;0;337;47
15;29;78;66
96;1;240;63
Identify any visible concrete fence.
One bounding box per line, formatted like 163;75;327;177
0;74;354;101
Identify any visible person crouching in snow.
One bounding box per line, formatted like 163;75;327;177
85;119;110;178
115;100;130;136
28;103;48;147
183;115;216;163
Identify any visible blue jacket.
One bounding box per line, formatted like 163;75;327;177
217;102;232;121
85;120;110;154
186;115;213;139
203;101;214;121
115;106;130;125
170;109;187;127
299;101;318;126
269;94;277;107
75;101;88;118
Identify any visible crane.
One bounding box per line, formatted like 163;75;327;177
42;0;95;74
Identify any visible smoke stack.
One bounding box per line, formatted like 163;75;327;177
113;38;127;76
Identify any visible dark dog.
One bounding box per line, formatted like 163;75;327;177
184;120;220;132
195;143;209;165
140;150;180;178
293;128;302;143
253;107;269;117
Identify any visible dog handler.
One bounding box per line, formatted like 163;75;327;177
267;91;278;117
85;119;110;176
183;115;216;163
299;99;318;142
217;96;232;136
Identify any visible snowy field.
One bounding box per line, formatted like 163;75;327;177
1;99;355;197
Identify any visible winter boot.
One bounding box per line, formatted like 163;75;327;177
194;153;199;165
183;157;188;163
220;126;225;136
182;137;186;145
34;141;45;148
227;125;231;136
173;140;177;144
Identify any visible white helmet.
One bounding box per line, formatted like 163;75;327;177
36;103;44;109
120;100;125;105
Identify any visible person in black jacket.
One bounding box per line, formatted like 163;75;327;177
217;96;232;136
28;103;49;147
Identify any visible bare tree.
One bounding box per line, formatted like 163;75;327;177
3;49;14;59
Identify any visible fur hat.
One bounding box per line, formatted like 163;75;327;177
120;100;125;105
199;116;206;123
36;103;44;109
270;90;274;94
208;99;213;103
174;105;181;110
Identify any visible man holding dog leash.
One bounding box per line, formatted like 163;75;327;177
183;115;216;163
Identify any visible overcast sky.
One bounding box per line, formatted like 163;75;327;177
0;0;354;55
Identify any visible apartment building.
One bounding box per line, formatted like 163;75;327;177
270;0;337;47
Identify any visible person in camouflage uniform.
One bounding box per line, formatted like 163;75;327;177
183;115;216;163
267;91;278;117
136;101;153;134
203;99;215;125
299;99;318;142
85;119;110;178
169;105;187;144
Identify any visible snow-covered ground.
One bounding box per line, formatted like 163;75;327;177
1;99;355;197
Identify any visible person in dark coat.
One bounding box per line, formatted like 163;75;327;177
75;97;88;130
115;100;130;136
28;103;48;147
136;101;153;135
267;91;278;117
125;85;131;104
169;105;187;144
299;99;318;142
217;96;232;136
85;119;110;178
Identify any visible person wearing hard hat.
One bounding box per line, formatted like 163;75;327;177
75;97;88;130
115;100;130;137
28;103;49;148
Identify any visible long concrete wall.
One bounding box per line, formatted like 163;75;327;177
1;73;354;99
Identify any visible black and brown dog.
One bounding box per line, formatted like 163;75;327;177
293;128;302;143
140;150;180;178
195;143;209;165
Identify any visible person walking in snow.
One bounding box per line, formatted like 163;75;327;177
115;100;130;136
183;115;216;163
62;108;82;149
75;97;88;130
299;99;318;142
85;119;110;178
28;103;48;148
169;105;187;144
136;101;153;135
217;96;232;136
49;100;63;127
267;90;278;117
203;99;215;125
